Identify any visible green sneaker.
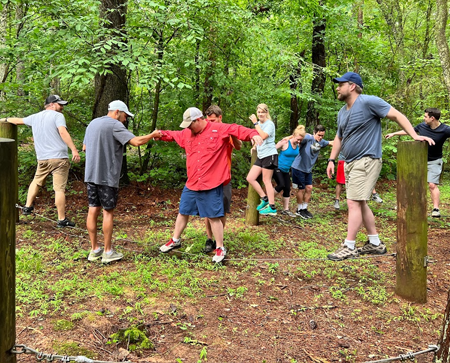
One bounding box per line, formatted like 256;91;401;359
259;205;277;215
256;199;269;211
88;247;104;261
101;250;123;264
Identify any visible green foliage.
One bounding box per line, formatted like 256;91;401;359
53;319;75;331
109;325;154;351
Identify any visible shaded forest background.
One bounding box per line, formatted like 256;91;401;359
2;0;450;189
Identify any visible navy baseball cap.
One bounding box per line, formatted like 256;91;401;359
333;72;363;89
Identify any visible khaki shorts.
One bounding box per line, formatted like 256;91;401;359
33;158;70;192
345;157;382;201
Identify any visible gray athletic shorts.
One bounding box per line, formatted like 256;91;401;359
345;157;382;201
223;183;232;214
428;159;443;184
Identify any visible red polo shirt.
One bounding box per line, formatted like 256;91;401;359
160;122;258;191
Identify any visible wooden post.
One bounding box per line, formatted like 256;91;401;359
245;149;260;226
0;138;17;363
395;141;428;303
0;122;18;222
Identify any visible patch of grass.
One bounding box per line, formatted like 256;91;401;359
51;341;96;358
53;319;75;331
109;324;154;351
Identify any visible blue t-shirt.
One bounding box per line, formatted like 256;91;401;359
414;122;450;161
23;110;68;160
291;134;329;173
256;120;277;159
278;140;299;172
337;94;391;162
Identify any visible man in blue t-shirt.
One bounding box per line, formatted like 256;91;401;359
326;72;434;261
1;95;80;227
291;125;332;219
386;108;450;218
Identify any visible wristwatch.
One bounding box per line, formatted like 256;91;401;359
253;122;259;126
327;159;335;163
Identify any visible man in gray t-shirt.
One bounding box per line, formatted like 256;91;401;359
325;72;433;261
83;100;159;264
1;95;80;227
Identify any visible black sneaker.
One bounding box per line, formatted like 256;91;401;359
296;209;308;219
303;209;313;219
22;206;34;215
57;218;75;228
204;238;216;253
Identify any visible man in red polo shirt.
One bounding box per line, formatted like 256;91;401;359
155;107;262;263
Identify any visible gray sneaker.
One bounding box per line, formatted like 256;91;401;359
101;250;123;263
371;193;383;203
281;210;296;217
88;247;104;261
357;241;387;255
432;208;441;218
327;244;359;261
160;238;182;253
333;199;340;210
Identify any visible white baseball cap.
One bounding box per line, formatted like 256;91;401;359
180;107;203;128
108;100;134;117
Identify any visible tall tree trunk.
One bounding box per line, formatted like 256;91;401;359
305;10;326;129
93;0;130;184
435;0;450;105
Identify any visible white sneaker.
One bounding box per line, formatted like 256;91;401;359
212;247;227;263
333;199;340;210
371;193;383;203
432;208;441;218
101;250;123;263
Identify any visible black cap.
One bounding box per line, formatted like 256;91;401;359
45;95;68;106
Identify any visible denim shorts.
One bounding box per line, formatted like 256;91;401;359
179;185;224;218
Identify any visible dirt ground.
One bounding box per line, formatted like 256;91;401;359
12;179;450;363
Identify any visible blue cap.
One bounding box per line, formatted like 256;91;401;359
333;72;363;89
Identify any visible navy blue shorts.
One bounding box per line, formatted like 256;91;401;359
179;185;225;218
291;169;312;190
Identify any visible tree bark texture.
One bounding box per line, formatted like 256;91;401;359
305;12;326;129
395;141;428;303
0;137;17;363
436;288;450;362
0;122;18;221
435;0;450;103
245;149;260;226
93;0;130;184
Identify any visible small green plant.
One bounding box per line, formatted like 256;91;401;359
198;346;207;362
109;325;154;351
53;319;74;331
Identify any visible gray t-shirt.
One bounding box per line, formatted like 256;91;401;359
291;134;329;173
23;110;68;160
337;95;391;162
83;116;135;188
256;120;277;158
